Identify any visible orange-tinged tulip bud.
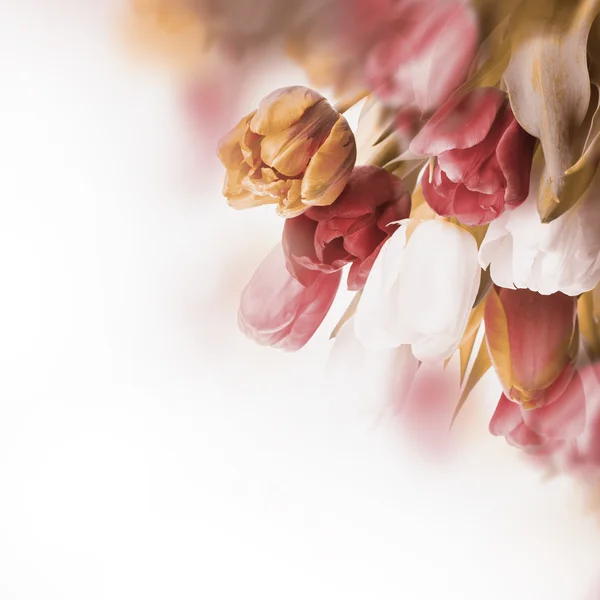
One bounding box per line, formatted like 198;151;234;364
484;287;578;409
217;86;357;217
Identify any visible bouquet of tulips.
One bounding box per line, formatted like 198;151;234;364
130;0;600;479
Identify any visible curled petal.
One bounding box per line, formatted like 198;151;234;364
496;117;536;207
250;86;324;135
302;115;357;207
217;112;255;167
503;1;600;221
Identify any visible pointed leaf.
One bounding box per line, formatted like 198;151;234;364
330;290;363;339
451;338;492;426
483;285;512;390
578;289;600;360
458;301;486;384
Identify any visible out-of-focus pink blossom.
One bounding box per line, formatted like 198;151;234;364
489;371;586;453
282;166;411;291
366;0;478;118
238;243;341;351
410;88;536;225
400;361;460;458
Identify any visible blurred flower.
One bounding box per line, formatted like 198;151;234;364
479;164;600;295
218;86;357;217
354;219;480;362
330;319;459;457
489;371;585;452
328;317;419;418
282;166;411;291
409;88;536;226
288;0;477;122
366;0;478;116
285;0;388;98
125;0;209;71
559;363;600;479
484;287;578;409
238;243;341;351
127;0;334;62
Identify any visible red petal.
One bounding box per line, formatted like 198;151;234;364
282;215;320;286
452;185;504;225
497;116;536;208
421;166;456;216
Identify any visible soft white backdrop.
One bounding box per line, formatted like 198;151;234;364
1;2;599;599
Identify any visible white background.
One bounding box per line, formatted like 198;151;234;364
1;2;600;598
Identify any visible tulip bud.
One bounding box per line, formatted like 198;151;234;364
484;287;579;409
409;88;536;226
217;86;357;217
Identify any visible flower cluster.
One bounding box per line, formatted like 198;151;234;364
217;0;600;482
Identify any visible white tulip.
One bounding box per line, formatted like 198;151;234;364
354;219;481;362
479;168;600;296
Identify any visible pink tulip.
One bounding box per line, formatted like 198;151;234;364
489;371;586;453
484;287;579;409
238;243;341;351
410;88;536;225
282;166;411;291
366;0;478;118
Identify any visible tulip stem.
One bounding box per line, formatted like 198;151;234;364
334;91;369;114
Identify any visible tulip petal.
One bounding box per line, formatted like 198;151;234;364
409;88;506;156
282;215;321;287
250;86;324;135
396;220;481;361
489;393;522;437
505;422;545;449
354;228;408;348
503;1;600;222
259;102;338;177
499;289;577;400
302;116;357;207
217;112;255;167
522;370;586;439
238;243;341;351
496;116;536;207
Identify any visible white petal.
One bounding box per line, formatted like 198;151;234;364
478;164;600;296
354;226;408;349
397;220;480;362
327;319;419;419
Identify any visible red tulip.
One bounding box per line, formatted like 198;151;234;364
410;88;536;225
282;166;411;291
238;243;341;351
484;287;579;409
